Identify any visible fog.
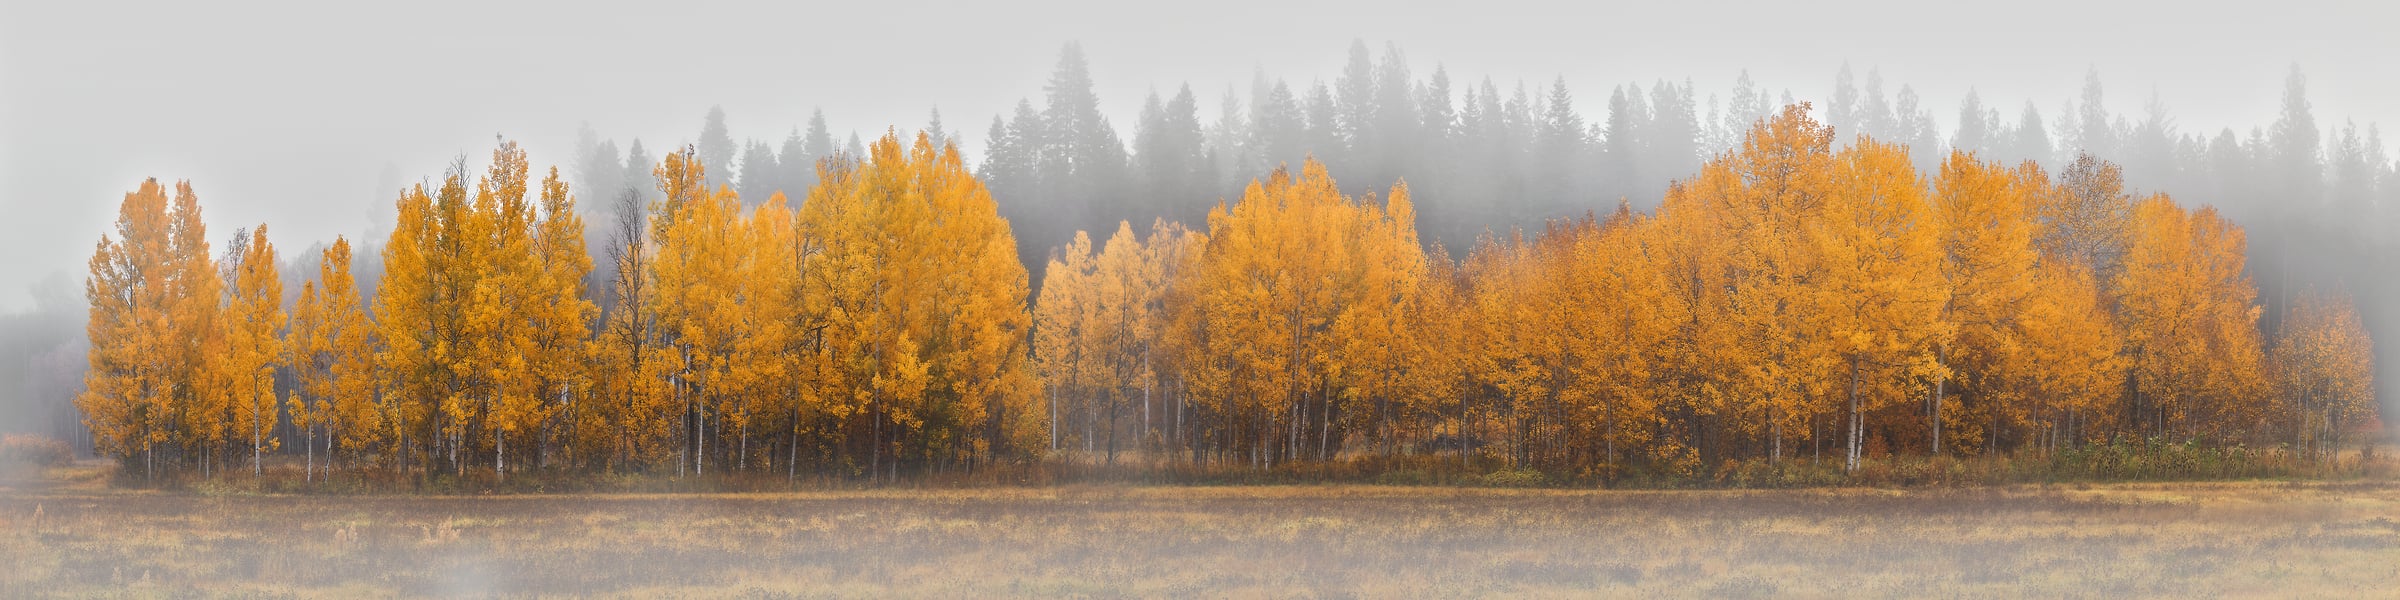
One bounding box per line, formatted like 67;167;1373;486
5;0;2399;436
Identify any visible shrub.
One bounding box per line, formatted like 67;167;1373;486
1474;467;1549;488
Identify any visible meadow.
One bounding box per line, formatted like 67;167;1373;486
7;463;2400;598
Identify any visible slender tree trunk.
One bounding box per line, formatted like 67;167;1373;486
252;407;263;477
1319;381;1333;461
1143;349;1152;452
1846;355;1862;473
1770;407;1782;465
1931;347;1946;456
1606;399;1620;483
789;405;800;480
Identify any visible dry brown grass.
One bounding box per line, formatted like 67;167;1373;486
6;466;2400;598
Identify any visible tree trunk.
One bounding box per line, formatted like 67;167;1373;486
789;404;801;480
252;414;263;477
1319;381;1333;461
1931;347;1946;456
1846;355;1862;473
1770;407;1781;465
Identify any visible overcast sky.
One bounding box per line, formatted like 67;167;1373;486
3;0;2394;312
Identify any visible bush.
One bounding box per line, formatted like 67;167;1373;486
1473;467;1549;488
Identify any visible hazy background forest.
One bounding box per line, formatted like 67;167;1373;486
2;1;2395;456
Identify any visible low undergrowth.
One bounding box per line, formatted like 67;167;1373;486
67;437;2397;495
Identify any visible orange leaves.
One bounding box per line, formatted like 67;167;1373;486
1816;136;1947;367
796;132;1036;464
78;179;182;465
1175;159;1422;463
290;237;381;458
2116;196;2267;440
223;224;284;473
70;108;2341;481
2274;289;2377;457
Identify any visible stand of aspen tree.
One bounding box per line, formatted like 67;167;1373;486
77;107;2376;484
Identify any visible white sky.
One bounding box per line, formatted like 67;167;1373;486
4;0;2395;311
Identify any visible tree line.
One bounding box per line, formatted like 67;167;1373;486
78;106;2376;483
572;45;2395;404
81;134;1036;482
1035;105;2375;479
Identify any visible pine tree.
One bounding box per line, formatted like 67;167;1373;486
737;139;781;208
697;106;736;190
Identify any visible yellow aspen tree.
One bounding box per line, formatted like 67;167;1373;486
649;146;744;476
78;179;178;477
1215;174;1303;468
165;183;228;475
1929;151;2039;455
529;167;595;470
1333;182;1427;459
797;149;880;473
2117;196;2212;440
1191;160;1389;465
2273;289;2377;459
1524;220;1587;470
744;189;838;477
1464;230;1545;468
289;277;326;480
469;141;542;479
1729;105;1840;464
592;169;666;472
2119;196;2273;444
1146;219;1207;460
1566;204;1678;476
857;138;939;476
2014;259;2125;452
378;175;466;479
1658;104;1837;466
311;238;381;471
797;132;1032;475
431;166;484;475
914;137;1038;467
1398;244;1470;463
1035;231;1097;455
2186;206;2268;442
223;225;284;476
1093;221;1154;463
1813;137;1948;472
1652;166;1746;467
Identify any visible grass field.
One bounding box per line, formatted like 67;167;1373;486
7;466;2400;598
